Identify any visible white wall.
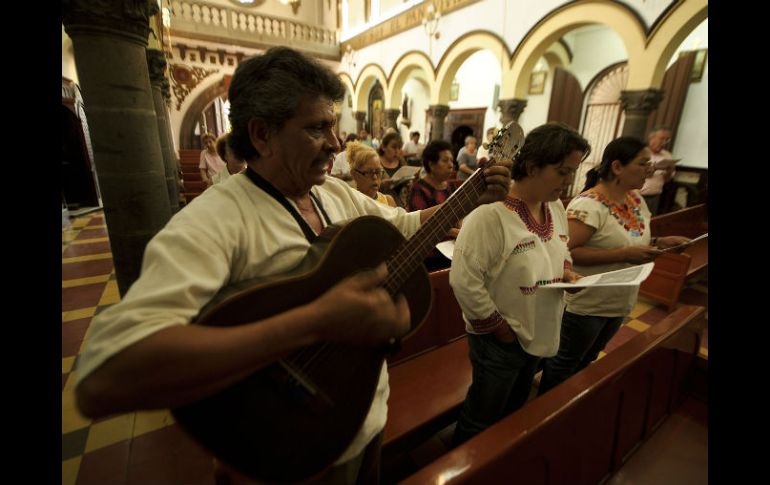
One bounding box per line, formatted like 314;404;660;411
449;50;502;136
339;89;357;136
563;25;627;90
399;78;430;142
517;58;552;135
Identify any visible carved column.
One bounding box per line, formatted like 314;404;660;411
353;111;367;133
383;109;400;131
620;89;664;140
427;104;449;141
498;98;528;124
63;0;172;297
147;49;180;214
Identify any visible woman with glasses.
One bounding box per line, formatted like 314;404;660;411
538;137;690;395
408;140;459;212
348;141;397;207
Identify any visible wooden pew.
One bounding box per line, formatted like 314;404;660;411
401;305;707;485
650;203;707;238
383;268;471;455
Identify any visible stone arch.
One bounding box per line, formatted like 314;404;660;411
354;63;389;112
387;51;435;110
507;1;646;99
338;72;355;99
179;75;229;149
639;0;708;88
434;31;511;105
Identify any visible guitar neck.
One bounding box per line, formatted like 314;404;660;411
384;170;487;295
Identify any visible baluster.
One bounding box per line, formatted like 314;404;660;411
238;12;246;31
248;15;256;33
180;1;191;20
192;3;200;22
211;7;219;27
265;18;272;35
280;20;286;38
273;19;279;36
202;5;210;25
255;16;262;34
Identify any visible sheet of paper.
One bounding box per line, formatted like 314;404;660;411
543;262;655;289
659;233;708;253
435;240;455;260
389;165;421;183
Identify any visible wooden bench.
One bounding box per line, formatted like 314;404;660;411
179;149;204;203
401;305;707;485
650;203;707;239
383;268;471;455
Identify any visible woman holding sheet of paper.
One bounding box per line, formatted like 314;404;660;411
538;137;690;395
449;122;588;446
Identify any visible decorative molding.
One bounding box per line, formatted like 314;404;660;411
620;89;664;113
146;49;168;87
498;98;527;123
342;0;481;52
170;63;219;110
62;0;159;45
173;43;247;67
427;104;450;119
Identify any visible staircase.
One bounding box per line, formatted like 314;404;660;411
179;149;206;203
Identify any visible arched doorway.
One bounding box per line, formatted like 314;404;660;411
367;81;384;139
450;125;474;168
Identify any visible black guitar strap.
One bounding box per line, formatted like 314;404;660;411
244;167;332;243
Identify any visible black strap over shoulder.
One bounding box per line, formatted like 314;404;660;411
244;167;332;243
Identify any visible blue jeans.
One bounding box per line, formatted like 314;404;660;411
452;333;540;446
538;311;624;395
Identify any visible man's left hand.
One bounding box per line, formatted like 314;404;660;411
477;159;512;205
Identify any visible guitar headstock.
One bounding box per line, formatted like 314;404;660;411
479;121;524;169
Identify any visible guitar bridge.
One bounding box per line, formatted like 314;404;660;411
278;359;334;409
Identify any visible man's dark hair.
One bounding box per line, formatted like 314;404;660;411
228;47;345;161
421;140;452;173
410;131;420;138
512;122;591;181
344;133;359;143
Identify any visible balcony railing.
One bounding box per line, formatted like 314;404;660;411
169;0;340;59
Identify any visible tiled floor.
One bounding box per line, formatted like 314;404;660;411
62;211;708;485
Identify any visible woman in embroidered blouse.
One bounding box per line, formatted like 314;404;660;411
449;122;588;446
538;137;690;395
348;141;397;207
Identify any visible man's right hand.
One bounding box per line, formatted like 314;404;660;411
313;264;411;346
623;245;663;264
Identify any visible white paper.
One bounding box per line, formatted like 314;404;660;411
435;240;455;260
389;165;421;183
659;233;708;253
543;262;655;288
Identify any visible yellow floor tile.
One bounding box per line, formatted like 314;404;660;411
62;390;92;434
98;280;120;306
62;274;111;288
62;456;82;485
70;219;90;228
80;224;107;230
84;413;135;453
699;347;708;359
133;409;176;437
62;356;76;374
628;301;653;319
626;319;651;333
71;237;110;245
63;372;80;394
62;253;113;264
62;307;96;322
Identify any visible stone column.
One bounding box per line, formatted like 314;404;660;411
63;0;172;297
383;109;400;131
354;111;367;133
498;98;528;124
147;48;180;214
620;89;664;140
426;104;449;141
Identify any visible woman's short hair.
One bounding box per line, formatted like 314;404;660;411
512;122;591;181
201;132;216;144
464;135;477;145
346;141;379;171
582;136;647;192
377;132;403;155
215;135;228;161
421;140;452;173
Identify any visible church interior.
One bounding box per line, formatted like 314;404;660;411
61;1;708;484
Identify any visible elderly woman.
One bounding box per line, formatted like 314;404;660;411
456;135;479;181
198;132;226;187
538;137;691;394
408;140;459;211
450;122;589;446
211;134;246;185
348;141;397;207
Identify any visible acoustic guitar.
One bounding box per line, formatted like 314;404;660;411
172;122;524;483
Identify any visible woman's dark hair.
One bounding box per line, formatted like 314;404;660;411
215;135;228;161
582;136;647;192
227;47;345;161
377;132;403;155
421;140;452;173
512;122;591;181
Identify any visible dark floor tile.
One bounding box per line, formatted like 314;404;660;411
62;282;107;312
679;287;708;307
86;216;105;226
63;338;83;358
63;318;91;347
62;258;114;280
63;426;90;461
126;455;178;485
76;227;108;239
128;425;189;467
76;439;130;485
62;241;113;258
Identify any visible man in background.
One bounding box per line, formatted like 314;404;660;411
640;126;677;215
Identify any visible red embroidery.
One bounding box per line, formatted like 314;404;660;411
469;311;507;333
503;197;553;241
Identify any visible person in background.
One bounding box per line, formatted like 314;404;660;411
639;126;677;215
348;141;397;208
476;127;498;163
199;132;226;187
538;137;690;395
378;132;410;206
457;135;479;181
330;133;359;181
211;134;247;185
359;129;373;148
403;131;425;166
450;122;588;447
